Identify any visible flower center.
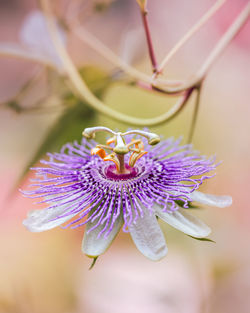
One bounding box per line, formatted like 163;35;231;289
105;164;138;180
82;126;160;174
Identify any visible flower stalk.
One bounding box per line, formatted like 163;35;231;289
139;4;159;73
154;0;226;79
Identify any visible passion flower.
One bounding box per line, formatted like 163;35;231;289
22;127;232;261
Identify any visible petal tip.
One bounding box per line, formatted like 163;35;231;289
22;218;40;232
223;196;233;207
191;191;233;208
212;195;233;208
147;245;168;261
195;225;211;238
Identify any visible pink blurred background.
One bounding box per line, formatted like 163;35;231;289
0;0;250;312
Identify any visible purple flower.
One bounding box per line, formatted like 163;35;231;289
22;127;232;261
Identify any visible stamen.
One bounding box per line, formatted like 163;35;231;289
83;126;160;173
96;144;113;151
126;139;141;149
103;153;120;172
91;147;106;159
129;150;147;167
106;137;116;145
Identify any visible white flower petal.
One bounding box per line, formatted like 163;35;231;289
190;191;232;208
129;207;167;261
20;10;66;69
23;195;80;232
23;207;76;232
156;206;211;238
82;214;123;257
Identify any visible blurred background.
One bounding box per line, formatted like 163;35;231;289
0;0;249;312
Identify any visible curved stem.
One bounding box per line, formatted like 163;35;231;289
72;2;249;95
72;26;180;87
156;0;226;77
15;68;45;102
197;2;250;79
0;44;56;68
187;86;202;143
153;2;250;94
40;0;192;126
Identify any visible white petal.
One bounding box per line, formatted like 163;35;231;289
190;191;232;208
82;214;123;257
23;196;80;232
20;10;66;69
156;206;211;238
23;207;77;232
129;207;167;261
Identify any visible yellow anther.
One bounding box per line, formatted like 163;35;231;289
96;144;113;151
103;153;120;171
106;137;116;145
91;147;106;159
126;139;141;149
133;139;144;150
129;150;147;167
